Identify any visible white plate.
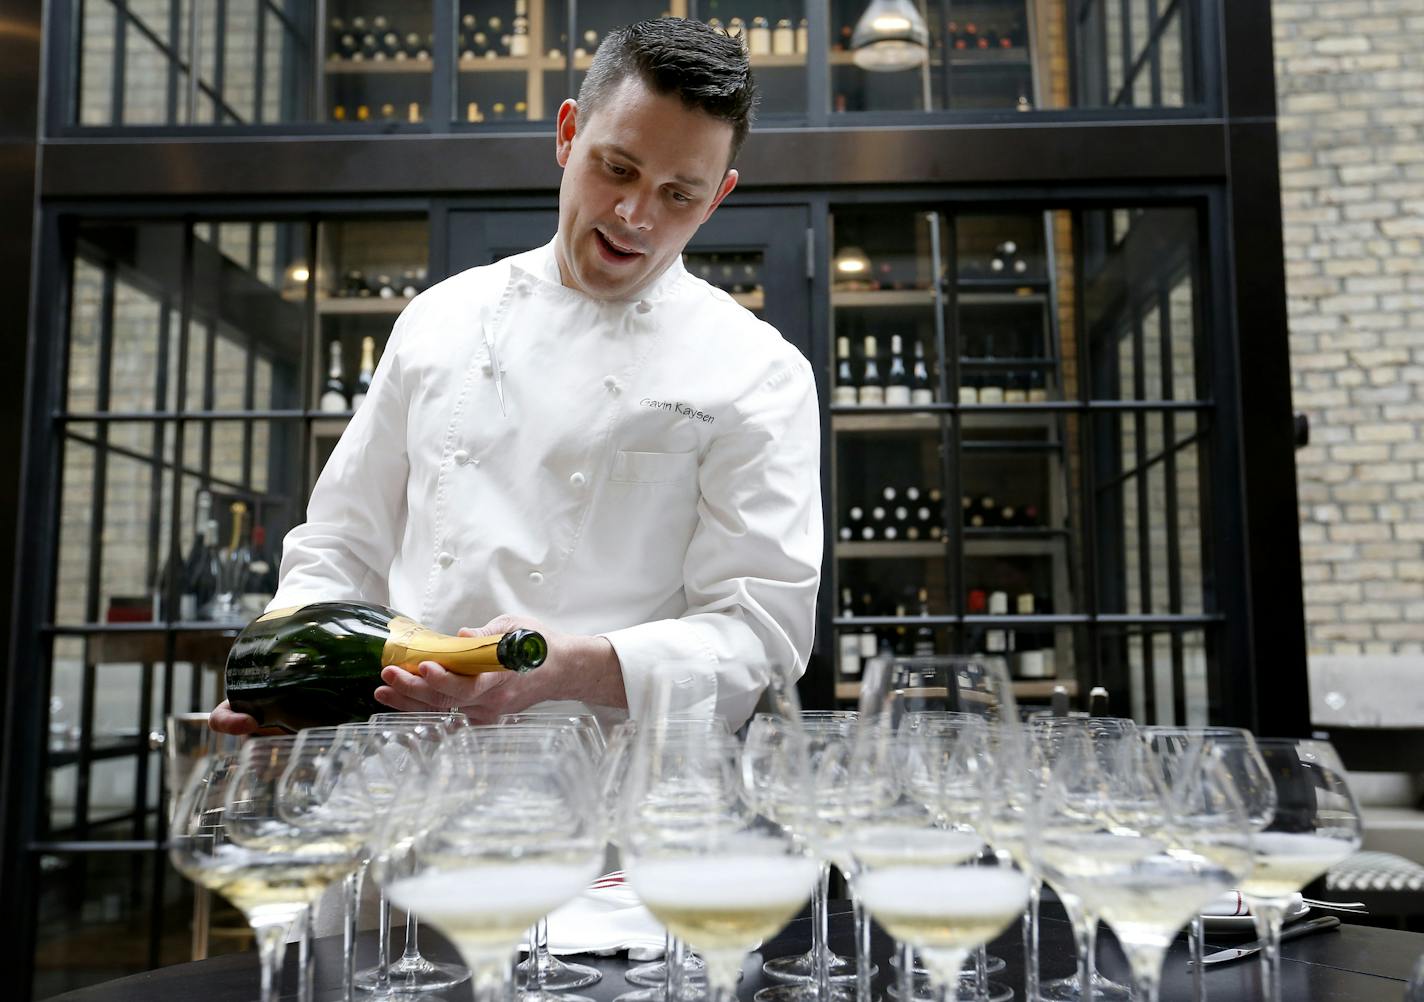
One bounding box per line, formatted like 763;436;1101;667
1201;899;1310;934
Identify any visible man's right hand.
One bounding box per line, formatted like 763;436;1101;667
209;700;260;735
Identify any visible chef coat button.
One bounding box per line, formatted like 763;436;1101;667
636;300;652;314
452;449;470;465
570;472;586;488
481;359;493;374
603;375;620;394
437;552;454;568
529;571;544;585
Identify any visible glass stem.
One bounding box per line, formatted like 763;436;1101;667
1024;876;1042;1002
974;946;988;1001
253;922;290;1002
298;907;314;1002
343;866;364;1002
401;910;421;963
1250;900;1288;1002
703;950;742;1002
853;891;873;1002
1124;944;1167;1002
898;941;915;1002
668;934;686;1001
1190;915;1205;1002
375;893;393;994
814;862;832;1002
536;915;552;987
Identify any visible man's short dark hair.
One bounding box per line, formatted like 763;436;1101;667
577;18;759;167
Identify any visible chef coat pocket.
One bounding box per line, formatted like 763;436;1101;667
609;449;698;486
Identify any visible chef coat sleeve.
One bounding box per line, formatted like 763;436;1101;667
602;352;823;731
267;304;414;611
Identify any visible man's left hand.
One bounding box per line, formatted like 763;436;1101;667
373;613;624;723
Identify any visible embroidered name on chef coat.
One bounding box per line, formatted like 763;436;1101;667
640;398;717;424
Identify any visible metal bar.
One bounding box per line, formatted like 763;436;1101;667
254;2;268;124
1131;303;1154;721
298;219;318;502
1115;0;1181;107
57;409;307;421
930;211;960;646
145;302;171;618
1117;0;1132;107
112;0;129;124
1093;428;1205;493
29;841;164;853
187;0;202;122
832;613;1224;627
1159;278;1187;723
213;0;228;122
1075;211;1103;704
60;428;266;496
166;0;182;123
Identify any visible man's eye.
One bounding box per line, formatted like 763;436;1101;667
671;192;691;204
605;162;628;176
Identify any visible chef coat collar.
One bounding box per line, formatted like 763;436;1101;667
515;237;688;307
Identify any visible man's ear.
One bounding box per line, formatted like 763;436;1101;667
701;169;740;223
555;99;579;168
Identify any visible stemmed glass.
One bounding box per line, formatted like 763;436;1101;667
356;710;472;995
381;726;606;1002
1079;736;1255;1002
622;723;819;1002
1240;738;1362;1002
1145;725;1275;999
857;655;1022;1002
500;711;608;1000
610;718;732;1002
849;719;1030;1002
749;710;868;1002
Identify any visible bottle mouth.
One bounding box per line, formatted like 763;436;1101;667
514;631;548;670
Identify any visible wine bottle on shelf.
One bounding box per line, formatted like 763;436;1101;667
225;601;549;732
882;486;897;504
843;505;865;542
998;504;1017;527
885;334;911;406
376;274;397;298
400;269;421;298
859;335;885;405
320;340;348;412
1004;370;1028;403
510;0;529;56
406;32;429;60
964;587;988;653
839;588;863;678
747;16;772;55
240;525;278;616
1027;369;1049;402
958;368;980;404
892;602;911;656
985;590;1012;657
976;494;999;528
961;495;974;526
911;339;934;404
1013;592;1049;679
362;33;383;60
216;501;252;622
833;335;859;406
773;18;796;54
796;18;809;53
188;517;222;621
384;31;403;59
858;592;879;663
1019;503;1041;527
977;330;1004;403
371;14;389;32
1088;686;1110;717
352;336;376;409
152;543;183;622
868;505;888;540
914;587;936;656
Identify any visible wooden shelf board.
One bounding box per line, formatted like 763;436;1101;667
326;59;432;74
316;296;410;315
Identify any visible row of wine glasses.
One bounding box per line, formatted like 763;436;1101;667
170;657;1365;1002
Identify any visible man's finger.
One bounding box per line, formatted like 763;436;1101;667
373;686;438;712
379;665;465;709
209;700;259;736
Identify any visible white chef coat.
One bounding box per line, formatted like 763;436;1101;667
270;238;823;730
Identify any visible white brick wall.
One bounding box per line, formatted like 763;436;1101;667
1274;0;1424;656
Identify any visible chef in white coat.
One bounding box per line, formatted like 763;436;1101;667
211;17;822;735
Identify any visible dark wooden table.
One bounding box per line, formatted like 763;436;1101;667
45;899;1424;1002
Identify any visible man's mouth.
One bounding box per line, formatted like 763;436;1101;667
595;228;643;261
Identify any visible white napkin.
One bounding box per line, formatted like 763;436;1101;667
525;872;668;960
1201;891;1304;917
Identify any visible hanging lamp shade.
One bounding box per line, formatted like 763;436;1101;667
850;0;929;72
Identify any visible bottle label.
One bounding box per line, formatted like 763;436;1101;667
858;387;886;406
884;386;911;406
832;387;859;406
958;386;979;404
858;633;879;658
911;389;934;405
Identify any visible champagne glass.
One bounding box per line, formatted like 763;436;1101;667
611;718;732;1002
356;711;472;994
623;724;819;1002
1145;725;1274;999
858;656;1021;1002
382;726;605;1002
1240;738;1362;1002
748;711;870;1002
499;711;608;998
1081;737;1254;1002
849;723;1030;1002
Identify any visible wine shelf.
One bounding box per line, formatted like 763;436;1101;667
316;296;411;315
836;537;1065;559
326;59;432;74
831;411;1061;433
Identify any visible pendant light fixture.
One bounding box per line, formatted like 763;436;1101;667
850;0;929;71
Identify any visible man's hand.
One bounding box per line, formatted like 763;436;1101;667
209;700;260;735
375;613;626;724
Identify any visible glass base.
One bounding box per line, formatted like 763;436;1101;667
354;955;471;993
764;950;862;984
517;955;603;991
616;983;708;1002
888;953;1007;977
1038;971;1131;1001
625;955;709;988
755;982;859;1002
887;977;1013;1002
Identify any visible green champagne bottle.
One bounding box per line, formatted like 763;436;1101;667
225;600;548;732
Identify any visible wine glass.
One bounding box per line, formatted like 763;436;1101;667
499;711;608;998
381;726;606;1002
1082;736;1255;1002
622;722;819;1002
1145;724;1274;998
746;711;870;1002
610;718;732;1002
1240;738;1362;1002
849;722;1030;1002
355;711;472;995
858;656;1022;1002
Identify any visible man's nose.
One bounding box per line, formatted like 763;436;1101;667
614;191;654;231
